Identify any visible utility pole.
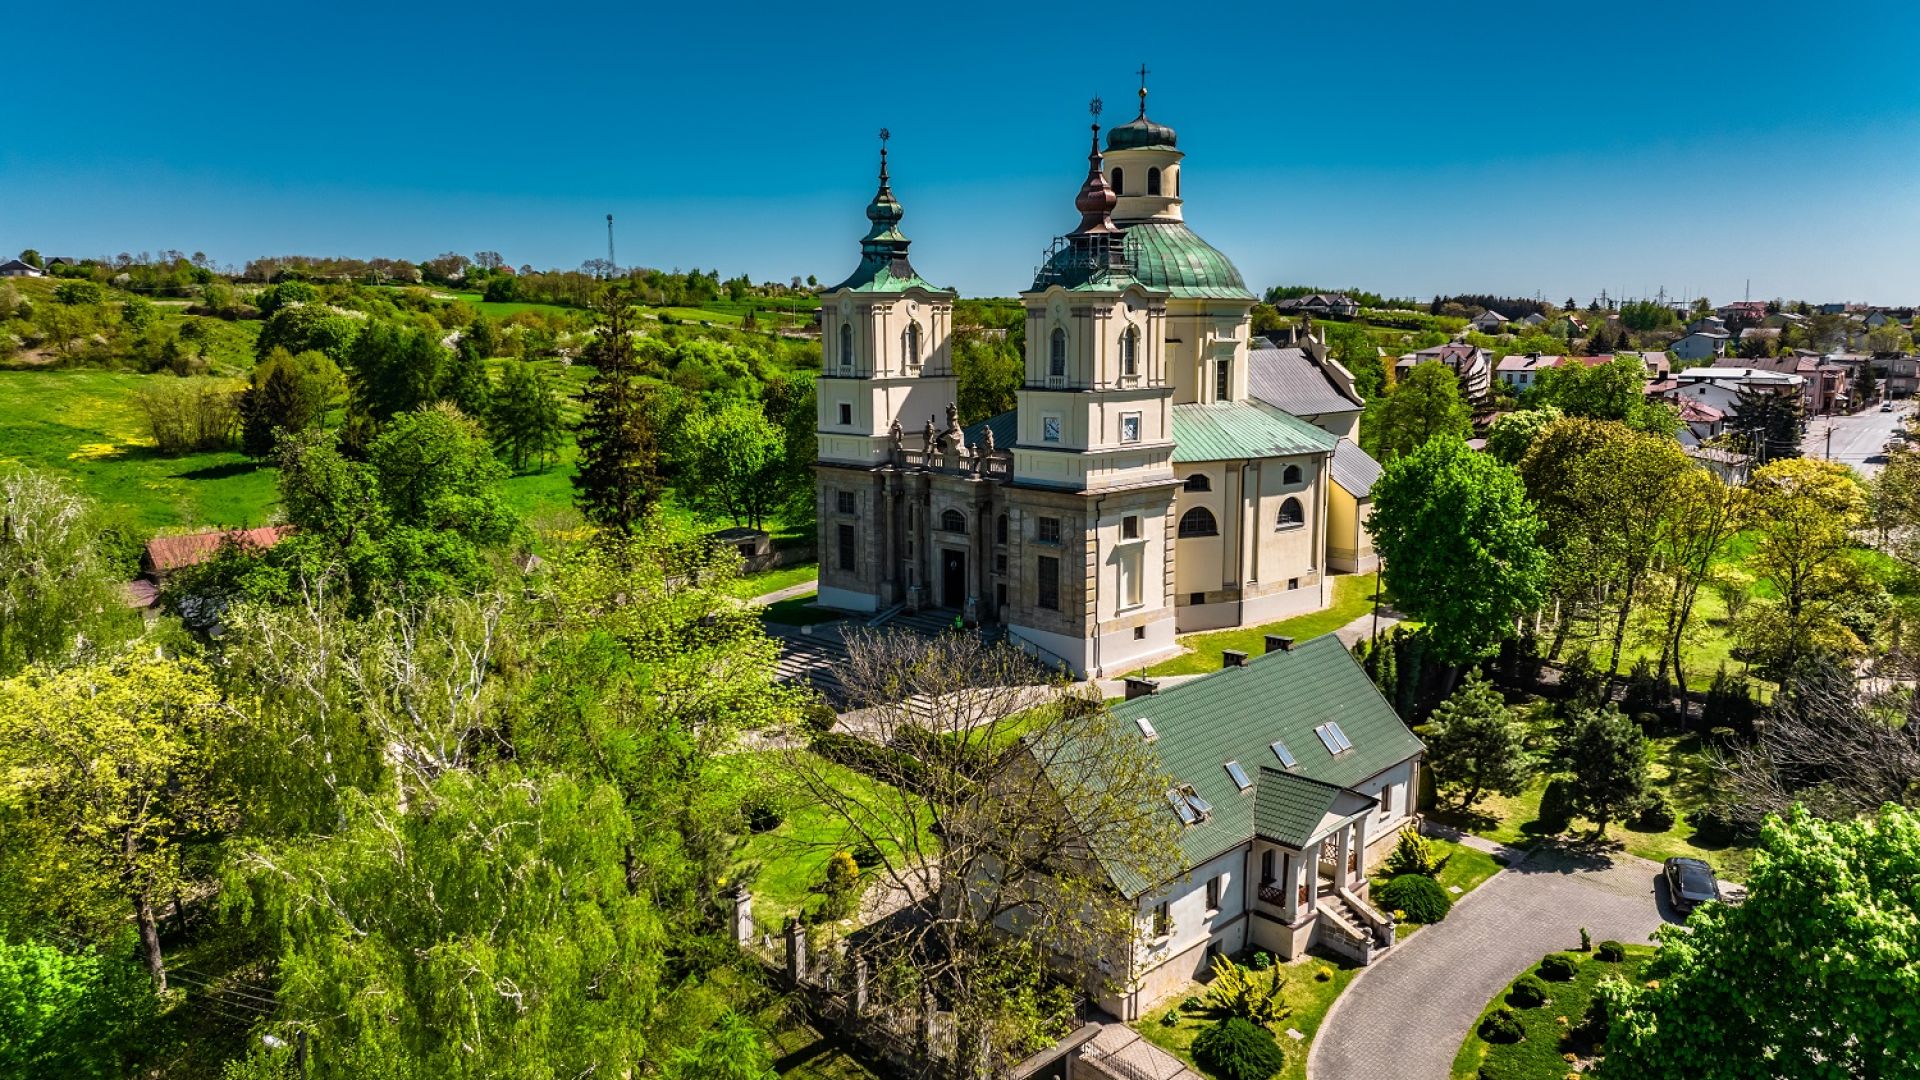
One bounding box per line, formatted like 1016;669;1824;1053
606;213;616;279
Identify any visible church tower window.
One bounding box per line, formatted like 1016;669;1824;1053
940;509;966;533
905;322;922;368
996;514;1009;544
1183;474;1211;492
1179;507;1218;538
839;323;854;371
1276;498;1305;530
1121;327;1139;377
1147;167;1162;195
1215;358;1231;401
1049;328;1068;378
1111;167;1125;193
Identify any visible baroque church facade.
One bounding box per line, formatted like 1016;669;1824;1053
814;87;1378;677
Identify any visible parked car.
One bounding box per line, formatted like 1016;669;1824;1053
1883;401;1895;412
1663;857;1721;913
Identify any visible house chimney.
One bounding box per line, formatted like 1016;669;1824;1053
1222;649;1249;668
1124;676;1160;700
1265;635;1295;654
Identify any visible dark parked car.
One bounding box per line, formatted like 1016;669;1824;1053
1664;856;1721;913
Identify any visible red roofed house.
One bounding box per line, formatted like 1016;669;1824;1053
137;526;292;597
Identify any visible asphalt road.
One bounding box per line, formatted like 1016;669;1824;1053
1806;402;1910;476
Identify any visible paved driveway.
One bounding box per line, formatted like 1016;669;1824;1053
1309;846;1675;1080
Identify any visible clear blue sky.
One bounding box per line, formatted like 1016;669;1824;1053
7;0;1918;304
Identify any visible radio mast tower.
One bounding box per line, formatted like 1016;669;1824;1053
606;214;616;277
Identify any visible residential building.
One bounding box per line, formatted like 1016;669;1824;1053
1670;330;1729;362
1470;309;1508;333
1519;312;1548;327
1494;352;1565;391
1674;366;1803;416
1686;315;1727;335
1273;293;1359;318
1395;342;1492;402
1716;300;1769;324
0;258;44;278
1047;634;1422;1018
814;93;1368;677
1873;351;1918;399
1326;440;1380;573
1617;350;1671;380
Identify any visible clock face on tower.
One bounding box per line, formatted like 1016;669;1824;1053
1043;416;1062;443
1121;415;1140;443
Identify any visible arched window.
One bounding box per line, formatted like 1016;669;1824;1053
996;514;1009;544
941;509;966;533
1120;327;1139;377
1049;328;1067;377
905;322;922;367
1147;167;1162;196
1183;474;1211;492
839;323;854;370
1282;464;1302;485
1111;167;1125;193
1276;497;1305;529
1178;507;1218;537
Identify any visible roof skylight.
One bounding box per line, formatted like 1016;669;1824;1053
1224;760;1251;791
1270;740;1297;768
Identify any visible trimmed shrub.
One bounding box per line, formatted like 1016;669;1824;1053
1595;940;1626;962
1478;1005;1525;1044
1161;1007;1181;1027
1630;793;1675;832
1376;873;1452;924
1537;778;1577;833
1191;1017;1286;1080
1507;973;1550;1008
1538;953;1578;981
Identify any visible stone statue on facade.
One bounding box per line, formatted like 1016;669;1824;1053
945;401;960;433
923;416;937;456
888;418;903;461
983;426;996;456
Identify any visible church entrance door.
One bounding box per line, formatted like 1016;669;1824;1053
940;549;966;610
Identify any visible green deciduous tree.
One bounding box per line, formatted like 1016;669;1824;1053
1524;354;1675;435
0;935;154;1078
1554;705;1650;834
488;360;565;473
1483;405;1562;465
1367;436;1549;666
1422;671;1532;811
242;347;344;458
1653;468;1747;695
1737;459;1869;677
0;655;242;992
343;319;451;422
955;332;1022;425
1599;805;1920;1080
679;400;789;530
1374;361;1471;460
0;470;137;676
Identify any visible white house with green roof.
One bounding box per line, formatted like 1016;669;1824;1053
814;85;1378;677
1076;633;1423;1019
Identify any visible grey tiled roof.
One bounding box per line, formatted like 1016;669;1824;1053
1247;345;1364;416
1330;438;1382;499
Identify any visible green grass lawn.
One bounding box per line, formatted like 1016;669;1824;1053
1135;572;1386;677
1373;836;1505;938
0;369;280;535
717;750;928;926
1136;954;1360;1080
734;563;821;600
760;593;845;627
1428;726;1755;882
1450;946;1653;1080
769;1016;885;1079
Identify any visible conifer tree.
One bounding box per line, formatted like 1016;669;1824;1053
490;360;565;473
573;288;664;530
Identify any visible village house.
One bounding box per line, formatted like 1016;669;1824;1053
1469;309;1508;333
0;258;44;278
1396;342;1492;402
1273;293;1359;318
1493;352;1564;391
1671;330;1729;362
131;525;292;607
1038;634;1422;1019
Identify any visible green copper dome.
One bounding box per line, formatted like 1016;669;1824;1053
1107;113;1178;151
1121;222;1253;300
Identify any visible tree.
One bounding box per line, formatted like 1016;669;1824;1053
955;332;1022;425
0;655;241;992
1367;436;1549;666
1737;459;1869;677
1554;705;1650;834
679;400;789;530
1483;405;1562;465
0;469;136;677
342;319;450;422
488;360;565;472
784;632;1182;1078
1421;672;1531;811
1374;361;1471;460
1652;468;1747;695
1598;805;1920;1080
1519;419;1691;680
0;935;153;1077
253;303;361;365
1524;354;1675;435
1727;386;1803;464
242;347;343;458
574;289;667;530
440;335;493;420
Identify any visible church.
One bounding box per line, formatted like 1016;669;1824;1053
813;83;1381;677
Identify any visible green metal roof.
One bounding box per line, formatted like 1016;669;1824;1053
831;259;947;294
1170;402;1339;463
962;409;1018;450
1121;222;1255;301
1093;634;1424;895
1254;768;1376;850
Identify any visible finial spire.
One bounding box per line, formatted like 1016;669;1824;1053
877;127;891;184
1071;100;1119;236
1137;63;1150;116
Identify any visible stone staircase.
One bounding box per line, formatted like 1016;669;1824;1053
1315;884;1394;966
879;606;966;637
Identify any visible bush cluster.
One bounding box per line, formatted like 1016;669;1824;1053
1191;1017;1286;1080
1376;873;1452;924
1507;973;1549;1008
1537;953;1578;981
1595;940;1626;962
1478;1005;1525;1044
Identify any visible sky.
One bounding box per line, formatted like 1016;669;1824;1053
6;0;1919;305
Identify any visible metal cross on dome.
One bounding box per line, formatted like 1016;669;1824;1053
1089;96;1102;121
878;127;890;146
